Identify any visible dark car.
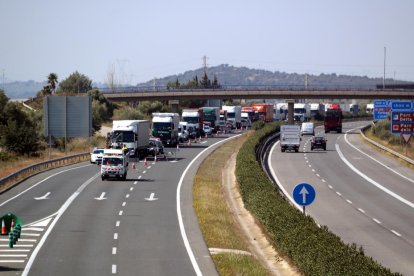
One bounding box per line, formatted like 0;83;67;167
311;136;327;151
148;138;165;157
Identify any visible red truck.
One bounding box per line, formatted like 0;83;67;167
252;103;273;122
241;106;257;122
324;106;343;133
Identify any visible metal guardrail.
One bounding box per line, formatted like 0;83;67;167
360;124;414;166
0;152;90;193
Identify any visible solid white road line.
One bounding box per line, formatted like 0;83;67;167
22;173;99;276
336;144;414;209
0;260;25;263
0;254;27;257
0;164;92;207
177;134;242;276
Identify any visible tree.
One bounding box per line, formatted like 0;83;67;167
0;102;41;156
47;73;58;94
57;71;92;94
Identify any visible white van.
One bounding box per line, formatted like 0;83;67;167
301;122;315;136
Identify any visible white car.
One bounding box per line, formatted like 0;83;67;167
90;148;105;164
203;125;212;136
301;122;315;136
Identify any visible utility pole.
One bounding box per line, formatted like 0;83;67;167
202;55;208;76
383;47;386;89
2;69;4;91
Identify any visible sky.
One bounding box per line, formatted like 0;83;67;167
1;0;414;85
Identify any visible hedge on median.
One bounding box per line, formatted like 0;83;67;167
236;122;400;276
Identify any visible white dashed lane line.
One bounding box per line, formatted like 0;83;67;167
303;138;407;242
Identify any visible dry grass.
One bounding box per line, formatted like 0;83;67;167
365;130;414;168
194;135;269;275
0;136;105;187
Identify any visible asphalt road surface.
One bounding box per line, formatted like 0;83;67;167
269;121;414;275
0;133;240;275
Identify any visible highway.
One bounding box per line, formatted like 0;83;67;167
0;134;239;275
269;121;414;275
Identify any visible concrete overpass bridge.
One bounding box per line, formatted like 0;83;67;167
100;85;414;102
100;85;413;123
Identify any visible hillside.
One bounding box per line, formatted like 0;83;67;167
2;64;409;99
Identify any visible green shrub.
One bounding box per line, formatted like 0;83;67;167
236;123;399;275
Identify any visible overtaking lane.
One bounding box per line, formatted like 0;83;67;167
269;121;414;275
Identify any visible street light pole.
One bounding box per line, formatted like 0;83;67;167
383;47;386;89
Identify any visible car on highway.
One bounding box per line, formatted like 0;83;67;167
301;122;315;136
90;148;105;164
311;135;327;151
203;124;212;136
148;138;165;157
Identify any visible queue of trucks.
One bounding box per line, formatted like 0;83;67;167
102;101;348;175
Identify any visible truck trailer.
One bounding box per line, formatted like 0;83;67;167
252;103;273;122
110;120;150;157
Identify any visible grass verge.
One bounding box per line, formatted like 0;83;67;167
193;134;269;275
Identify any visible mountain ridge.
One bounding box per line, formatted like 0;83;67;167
2;64;408;99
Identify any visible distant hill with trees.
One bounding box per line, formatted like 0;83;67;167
3;64;411;99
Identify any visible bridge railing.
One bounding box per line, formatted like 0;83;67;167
100;83;388;94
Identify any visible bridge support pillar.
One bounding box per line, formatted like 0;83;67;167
287;100;295;124
169;100;179;113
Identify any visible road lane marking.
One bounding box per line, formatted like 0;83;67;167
0;254;28;257
126;194;130;198
344;128;414;184
358;208;366;214
328;185;333;189
391;230;402;237
336;192;342;197
122;202;126;207
34;192;51;200
134;181;138;185
130;187;134;191
116;221;120;227
112;247;117;255
346;199;353;204
112;264;117;274
336;144;414;209
114;233;118;240
177;134;242;276
94;192;107;200
373;218;381;224
0;164;92;207
119;210;123;216
22;173;99;276
0;260;25;263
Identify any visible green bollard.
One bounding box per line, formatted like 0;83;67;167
8;232;13;248
13;228;18;242
16;225;21;239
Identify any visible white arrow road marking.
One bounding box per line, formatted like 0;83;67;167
34;192;50;200
94;192;107;200
299;186;309;204
145;193;158;201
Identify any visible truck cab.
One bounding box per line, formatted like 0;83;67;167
101;149;129;181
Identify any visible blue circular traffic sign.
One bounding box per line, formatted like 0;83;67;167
292;183;316;206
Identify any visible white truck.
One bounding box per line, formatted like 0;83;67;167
274;103;288;121
294;103;311;122
181;108;204;138
222;105;242;129
280;125;301;152
310;103;325;119
110;120;150;157
101;149;129;181
151;113;180;146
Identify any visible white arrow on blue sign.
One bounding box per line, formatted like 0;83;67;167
293;183;316;206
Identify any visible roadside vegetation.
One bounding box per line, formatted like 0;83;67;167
236;122;400;275
193;134;269;275
366;119;414;161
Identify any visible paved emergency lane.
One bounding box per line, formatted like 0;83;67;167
269;121;414;275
